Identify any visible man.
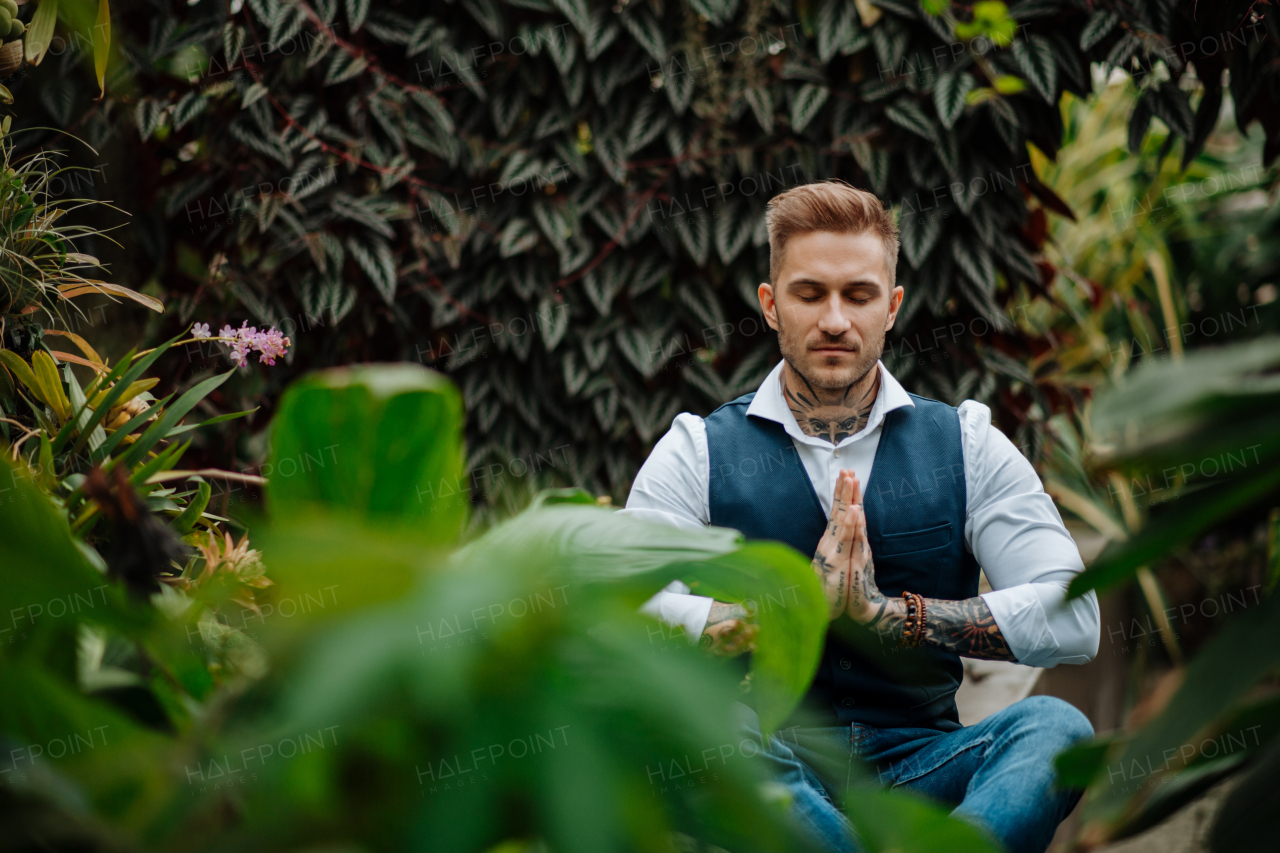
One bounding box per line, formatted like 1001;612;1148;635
625;180;1099;853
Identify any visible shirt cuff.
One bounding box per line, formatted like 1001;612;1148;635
980;586;1055;667
639;581;714;645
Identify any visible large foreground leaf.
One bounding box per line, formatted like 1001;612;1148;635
456;504;828;731
267;363;467;543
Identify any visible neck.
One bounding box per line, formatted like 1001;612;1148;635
781;361;881;444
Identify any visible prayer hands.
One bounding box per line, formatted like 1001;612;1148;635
810;470;885;623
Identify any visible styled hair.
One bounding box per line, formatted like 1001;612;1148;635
764;179;899;287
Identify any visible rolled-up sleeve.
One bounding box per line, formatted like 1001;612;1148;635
959;402;1100;667
622;414;714;643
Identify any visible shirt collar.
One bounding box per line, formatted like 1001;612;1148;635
745;359;914;447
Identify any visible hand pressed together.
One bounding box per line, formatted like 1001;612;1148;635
810;470;890;626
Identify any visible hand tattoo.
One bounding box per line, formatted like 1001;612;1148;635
783;365;880;445
701;601;758;657
812;470;860;618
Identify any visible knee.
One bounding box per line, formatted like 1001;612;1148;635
1004;696;1093;746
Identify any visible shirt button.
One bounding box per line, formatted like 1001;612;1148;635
842;697;854;708
839;658;852;670
833;449;840;457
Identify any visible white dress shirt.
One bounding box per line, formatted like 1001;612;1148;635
624;359;1100;668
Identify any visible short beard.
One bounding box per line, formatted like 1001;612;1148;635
776;310;884;392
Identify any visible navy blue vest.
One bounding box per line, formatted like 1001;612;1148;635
706;391;978;732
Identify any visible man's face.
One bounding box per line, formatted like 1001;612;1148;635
758;229;903;390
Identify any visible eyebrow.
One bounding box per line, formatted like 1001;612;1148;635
785;278;882;290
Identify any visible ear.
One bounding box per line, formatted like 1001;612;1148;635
758;282;779;331
884;285;904;332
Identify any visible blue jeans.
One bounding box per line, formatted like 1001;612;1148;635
738;696;1093;853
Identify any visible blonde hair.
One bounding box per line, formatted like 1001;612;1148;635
764;179;899;286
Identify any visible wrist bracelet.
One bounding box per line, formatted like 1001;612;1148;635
900;591;926;649
900;591;916;649
914;594;927;649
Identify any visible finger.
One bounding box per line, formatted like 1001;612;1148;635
829;470;849;522
852;504;868;555
841;501;858;549
832;499;857;557
830;485;850;540
841;507;857;604
850;473;863;506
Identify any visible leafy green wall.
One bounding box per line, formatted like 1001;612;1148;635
11;0;1277;503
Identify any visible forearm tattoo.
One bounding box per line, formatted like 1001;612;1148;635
784;369;879;445
865;591;1017;661
705;601;749;627
921;597;1017;660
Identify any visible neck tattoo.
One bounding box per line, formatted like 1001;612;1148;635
783;367;880;445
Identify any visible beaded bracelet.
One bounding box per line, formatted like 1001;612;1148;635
914;594;927;649
900;591;917;649
900;591;927;649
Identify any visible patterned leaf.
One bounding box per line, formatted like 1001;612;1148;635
614;327;663;379
1105;32;1139;73
593;387;619;430
540;296;570;351
498;218;542;257
562;350;589;396
950;235;995;296
886;99;937;142
898;206;943;269
1013;35;1057;104
625;96;670;156
491;87;527;138
714;198;753;265
817;0;859;63
678;278;727;333
325;50;369;85
1080;9;1119;51
582;255;631;315
663;57;696;115
622;390;681;442
744;86;775;133
671;211;711;266
790;85;830;133
584;6;621;60
345;0;370;32
461;0;504;40
629;254;670;297
1047;32;1087;93
348;236;397;304
933;71;975;130
549;0;590;37
987;98;1023;152
619;8;668;63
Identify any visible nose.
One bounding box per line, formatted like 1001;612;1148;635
816;292;852;336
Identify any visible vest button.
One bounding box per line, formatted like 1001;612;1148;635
839;658;852;670
842;697;854;708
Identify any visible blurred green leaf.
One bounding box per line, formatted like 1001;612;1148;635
1080;593;1280;831
267;364;466;543
0;454;135;637
844;787;1002;852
